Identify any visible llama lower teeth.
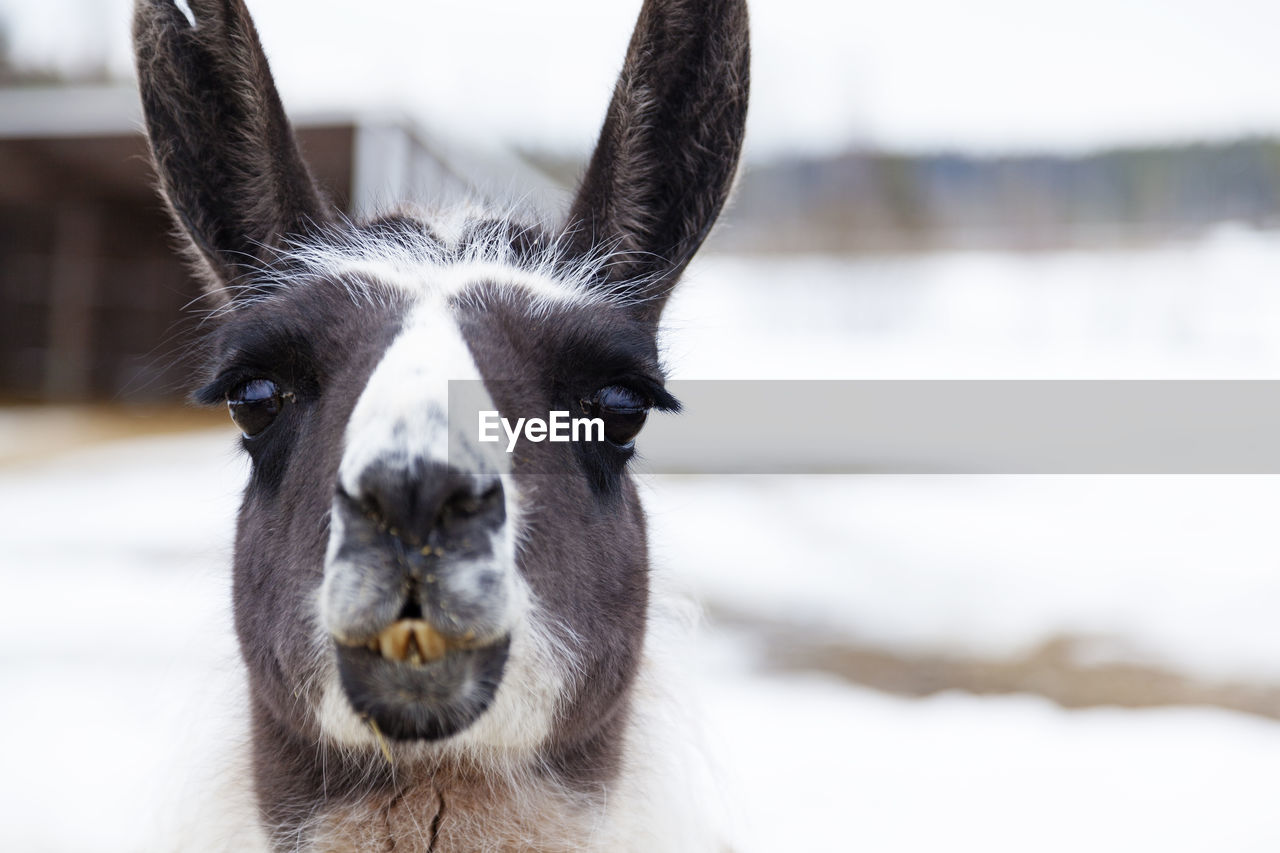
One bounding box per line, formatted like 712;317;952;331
370;619;449;663
412;621;447;662
379;621;413;660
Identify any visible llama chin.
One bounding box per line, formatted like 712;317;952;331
133;0;749;848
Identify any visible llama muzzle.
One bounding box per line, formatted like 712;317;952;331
320;456;518;740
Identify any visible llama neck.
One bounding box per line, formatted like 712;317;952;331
249;694;629;852
306;776;599;853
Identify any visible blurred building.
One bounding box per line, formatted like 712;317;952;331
0;85;563;402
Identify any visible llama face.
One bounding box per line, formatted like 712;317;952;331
191;227;670;748
135;0;747;790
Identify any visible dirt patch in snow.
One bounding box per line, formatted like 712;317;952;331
709;602;1280;721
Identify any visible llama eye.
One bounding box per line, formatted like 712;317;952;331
228;378;285;438
582;385;650;447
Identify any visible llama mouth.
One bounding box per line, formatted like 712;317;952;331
333;624;511;741
352;618;481;666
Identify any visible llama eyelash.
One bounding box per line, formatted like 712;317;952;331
134;0;748;849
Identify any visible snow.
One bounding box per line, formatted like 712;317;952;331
646;474;1280;681
0;432;245;851
705;673;1280;852
6;233;1280;848
648;228;1280;679
663;226;1280;380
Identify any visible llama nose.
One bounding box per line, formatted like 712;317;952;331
324;459;510;648
344;459;505;548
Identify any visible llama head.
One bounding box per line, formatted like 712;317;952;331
134;0;748;776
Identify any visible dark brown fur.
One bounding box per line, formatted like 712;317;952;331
568;0;750;325
133;0;331;288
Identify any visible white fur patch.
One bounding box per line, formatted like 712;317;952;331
593;589;728;850
334;298;489;493
172;0;197;29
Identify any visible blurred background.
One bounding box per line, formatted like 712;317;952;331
3;0;1280;850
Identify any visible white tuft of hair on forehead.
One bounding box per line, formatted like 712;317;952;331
236;203;664;320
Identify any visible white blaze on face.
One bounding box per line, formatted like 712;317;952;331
336;298;487;495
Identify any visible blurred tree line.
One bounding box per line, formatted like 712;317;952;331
0;17;111;86
529;140;1280;254
716;142;1280;253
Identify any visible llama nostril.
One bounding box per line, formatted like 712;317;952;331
363;496;387;527
397;583;424;620
342;461;504;547
337;486;391;530
439;480;504;527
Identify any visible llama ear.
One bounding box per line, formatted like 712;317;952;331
133;0;331;298
564;0;749;326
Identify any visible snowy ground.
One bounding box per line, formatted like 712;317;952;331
647;474;1280;683
655;227;1280;682
3;433;1280;851
5;232;1280;850
664;225;1280;380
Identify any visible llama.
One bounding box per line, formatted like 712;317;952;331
133;0;748;849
